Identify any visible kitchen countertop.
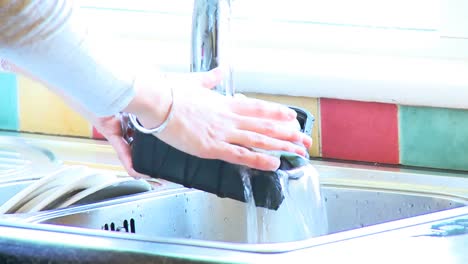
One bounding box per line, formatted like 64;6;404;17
0;130;131;174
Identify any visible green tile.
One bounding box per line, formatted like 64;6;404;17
0;73;18;130
399;105;468;171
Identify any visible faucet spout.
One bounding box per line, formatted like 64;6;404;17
191;0;234;96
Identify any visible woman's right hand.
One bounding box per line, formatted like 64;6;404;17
124;69;312;171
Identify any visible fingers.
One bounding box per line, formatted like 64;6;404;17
302;133;313;148
107;137;133;171
107;136;148;178
229;98;312;148
214;142;281;171
227;130;307;157
235;116;312;147
242;118;301;142
231;97;297;121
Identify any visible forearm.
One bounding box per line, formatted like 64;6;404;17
0;0;136;117
1;59;99;124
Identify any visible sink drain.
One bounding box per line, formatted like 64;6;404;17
102;218;136;233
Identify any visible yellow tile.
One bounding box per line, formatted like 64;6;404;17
245;93;321;157
18;76;92;137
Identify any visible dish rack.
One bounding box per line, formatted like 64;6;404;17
0;165;153;215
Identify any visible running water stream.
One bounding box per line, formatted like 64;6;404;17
241;171;259;243
241;164;328;243
216;0;328;243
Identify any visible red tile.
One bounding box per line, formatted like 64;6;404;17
92;127;106;140
320;99;399;164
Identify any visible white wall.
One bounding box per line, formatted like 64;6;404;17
79;0;468;109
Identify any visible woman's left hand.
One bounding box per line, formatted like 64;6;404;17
92;115;150;179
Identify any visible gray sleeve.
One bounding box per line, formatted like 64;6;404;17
0;0;136;117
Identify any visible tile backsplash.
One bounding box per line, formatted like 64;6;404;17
17;76;91;137
399;106;468;171
320;98;399;164
0;73;19;131
2;75;468;172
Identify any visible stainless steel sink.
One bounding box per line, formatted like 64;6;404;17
21;160;467;249
29;186;462;241
1;132;467;262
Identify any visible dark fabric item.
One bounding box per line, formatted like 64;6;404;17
132;132;312;210
131;106;314;210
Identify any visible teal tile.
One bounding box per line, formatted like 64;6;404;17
0;73;18;130
400;105;468;171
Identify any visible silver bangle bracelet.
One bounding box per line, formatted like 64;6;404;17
128;87;175;134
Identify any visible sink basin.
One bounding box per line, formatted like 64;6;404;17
21;161;467;250
30;186;462;241
1;127;467;262
0;162;466;264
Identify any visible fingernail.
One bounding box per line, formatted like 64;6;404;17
296;147;306;157
304;135;313;148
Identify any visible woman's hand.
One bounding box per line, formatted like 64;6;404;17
92;115;150;179
125;69;312;171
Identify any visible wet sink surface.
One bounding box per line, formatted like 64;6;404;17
0;132;467;256
29;185;464;244
0;158;466;250
0;158;460;248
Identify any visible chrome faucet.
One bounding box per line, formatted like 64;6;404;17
191;0;234;96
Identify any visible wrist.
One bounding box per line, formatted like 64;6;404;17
122;73;173;130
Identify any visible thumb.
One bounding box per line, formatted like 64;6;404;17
199;67;223;89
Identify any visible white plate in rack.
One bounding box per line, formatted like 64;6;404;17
58;178;152;209
0;166;88;214
16;171;118;213
16;186;61;214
